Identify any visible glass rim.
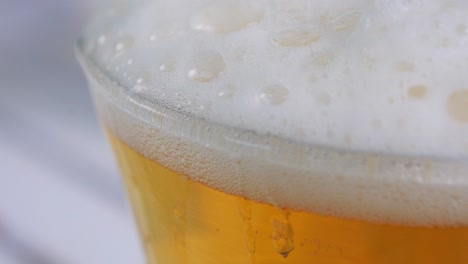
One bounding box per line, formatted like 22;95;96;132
76;38;468;164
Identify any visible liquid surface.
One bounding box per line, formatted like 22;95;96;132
108;130;468;264
82;0;468;157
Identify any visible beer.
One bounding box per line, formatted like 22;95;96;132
78;0;468;263
107;131;468;264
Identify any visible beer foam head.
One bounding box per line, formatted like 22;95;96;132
83;0;468;158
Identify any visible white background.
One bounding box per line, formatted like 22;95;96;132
0;1;144;263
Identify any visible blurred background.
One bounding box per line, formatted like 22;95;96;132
0;1;144;263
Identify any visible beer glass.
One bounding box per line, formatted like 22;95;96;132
77;1;468;263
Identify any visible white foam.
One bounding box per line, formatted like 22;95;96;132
80;0;468;226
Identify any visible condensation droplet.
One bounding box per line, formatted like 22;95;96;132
189;51;225;82
238;199;256;258
395;61;415;72
115;43;124;51
271;27;321;47
127;59;133;65
160;58;177;72
190;0;264;34
173;207;183;221
97;35;107;46
259;85;289;106
218;84;236;99
114;35;134;55
329;11;361;32
270;211;294;258
131;84;147;94
407;85;428;99
446;89;468;123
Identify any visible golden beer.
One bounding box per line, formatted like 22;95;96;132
106;131;468;264
78;0;468;263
